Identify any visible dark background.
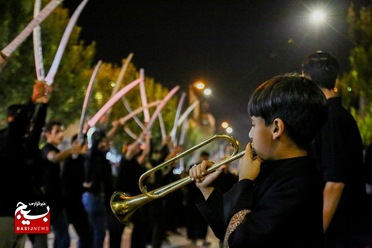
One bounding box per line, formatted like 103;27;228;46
64;0;358;145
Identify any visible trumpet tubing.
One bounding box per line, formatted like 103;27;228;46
110;134;245;224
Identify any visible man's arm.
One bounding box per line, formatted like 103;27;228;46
46;144;80;164
323;181;344;232
26;83;52;150
106;119;122;140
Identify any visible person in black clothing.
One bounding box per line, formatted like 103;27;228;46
189;73;327;248
147;137;183;248
41;120;81;248
185;151;211;247
0;81;50;248
26;84;52;248
62;134;93;248
115;133;151;248
82;127;113;248
82;119;123;248
302;51;371;247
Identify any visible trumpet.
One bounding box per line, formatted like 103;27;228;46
110;134;245;224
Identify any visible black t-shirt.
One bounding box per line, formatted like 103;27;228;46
313;97;367;232
41;143;64;208
62;155;86;202
116;156;146;196
84;150;113;207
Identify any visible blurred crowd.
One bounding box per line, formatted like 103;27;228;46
0;82;237;248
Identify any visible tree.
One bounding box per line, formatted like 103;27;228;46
0;1;180;150
0;1;96;128
338;3;372;146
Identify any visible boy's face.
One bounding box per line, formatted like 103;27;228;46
46;125;65;146
249;116;273;160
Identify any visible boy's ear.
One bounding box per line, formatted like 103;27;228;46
272;118;284;140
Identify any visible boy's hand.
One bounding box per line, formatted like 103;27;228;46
189;160;225;199
238;143;262;181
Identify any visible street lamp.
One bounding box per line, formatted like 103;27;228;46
306;5;356;46
203;88;212;96
193;81;205;90
226;126;233;134
189;80;216;134
221;121;233;134
193;81;212;96
310;9;327;24
221;121;229;129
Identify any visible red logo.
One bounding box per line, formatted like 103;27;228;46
14;202;50;234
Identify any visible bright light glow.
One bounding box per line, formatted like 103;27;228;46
203;88;212;96
110;81;116;87
226;127;233;134
310;9;326;23
221;122;229;129
194;81;205;90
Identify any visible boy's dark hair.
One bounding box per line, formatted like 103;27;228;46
248;73;327;150
302;51;339;89
44;120;63;132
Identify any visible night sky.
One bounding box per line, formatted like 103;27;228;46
65;0;356;145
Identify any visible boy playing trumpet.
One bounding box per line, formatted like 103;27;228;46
189;73;327;248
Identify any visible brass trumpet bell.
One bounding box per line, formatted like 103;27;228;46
110;192;152;224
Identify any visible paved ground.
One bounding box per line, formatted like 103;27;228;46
25;225;220;248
